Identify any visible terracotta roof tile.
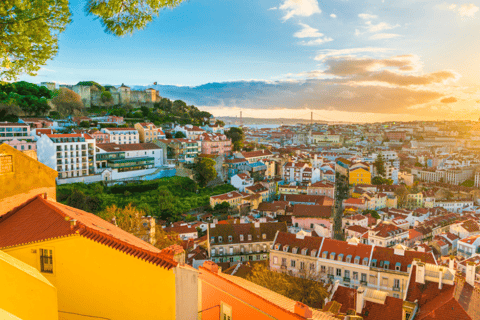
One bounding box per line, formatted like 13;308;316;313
0;196;177;270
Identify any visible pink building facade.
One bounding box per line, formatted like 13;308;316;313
89;131;111;144
199;133;232;155
291;216;333;231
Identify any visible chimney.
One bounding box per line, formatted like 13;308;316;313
415;260;425;284
356;287;365;315
70;219;77;229
203;261;219;274
210;223;215;229
449;255;455;270
466;261;476;287
294;302;313;319
438;267;444;290
44;192;48;200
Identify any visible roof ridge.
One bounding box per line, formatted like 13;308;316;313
0;194;44;221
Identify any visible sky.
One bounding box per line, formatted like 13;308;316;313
18;0;480;122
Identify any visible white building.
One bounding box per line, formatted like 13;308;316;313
95;143;164;170
173;124;205;140
101;127;139;145
435;200;474;213
457;235;480;259
230;172;254;192
37;133;96;179
282;162;321;184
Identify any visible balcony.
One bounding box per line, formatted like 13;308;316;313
343;277;351;283
392;287;401;292
360;280;368;286
327;274;334;280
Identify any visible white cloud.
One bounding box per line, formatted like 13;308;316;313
298;37;334;46
364;21;400;33
294;23;323;38
458;3;479;17
330;13;337;18
358;13;378;20
369;33;401;40
279;0;322;21
448;4;457;10
314;47;393;61
268;7;278;10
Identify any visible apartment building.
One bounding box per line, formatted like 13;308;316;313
37;133;96;179
96;143;163;172
435;200;474;213
457;235;480;259
156;138;201;163
101;127;139;145
88;130;110;144
173;124;205;139
208;222;287;264
367;222;409;247
198;132;232;155
270;233;436;298
282;162;321;184
0;122;36;153
307;180;335;198
134;122;165;143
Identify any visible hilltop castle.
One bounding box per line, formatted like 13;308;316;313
41;82;161;108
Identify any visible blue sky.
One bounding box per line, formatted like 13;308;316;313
19;0;480;121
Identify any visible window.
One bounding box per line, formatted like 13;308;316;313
273;256;278;264
291;260;296;268
353;272;358;280
369;275;377;285
310;263;315;270
321;265;326;273
211;237;215;243
381;277;388;287
336;268;342;276
240;234;244;241
40;248;53;273
221;302;232;320
211;249;216;256
218;236;223;243
361;273;367;282
262;233;266;239
394;279;400;289
345;270;350;279
310;223;314;229
282;258;287;266
228;235;233;242
248;235;252;241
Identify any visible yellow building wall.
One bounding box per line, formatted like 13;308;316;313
349;169;371;185
134;123;147;143
4;235;177;320
0;144;57;215
0;250;58;320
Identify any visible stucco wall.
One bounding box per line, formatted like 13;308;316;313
0;144;57;214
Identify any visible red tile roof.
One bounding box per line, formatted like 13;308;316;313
273;232;323;255
406;266;471;320
292;204;332;218
0;195;177;270
371;247;436;272
362;296;403;320
320;238;372;261
279;194;334;206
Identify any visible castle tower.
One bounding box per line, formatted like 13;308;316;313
119;83;131;104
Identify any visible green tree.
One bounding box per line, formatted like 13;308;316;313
0;81;52;116
362;209;380;220
140;106;151;117
0;0;71;80
101;91;113;104
51;87;84;117
154;226;183;250
1;0;186;80
374;153;386;177
226;127;245;151
98;204;145;237
196;158;217;187
174;131;186;138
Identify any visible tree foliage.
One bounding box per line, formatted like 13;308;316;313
98;203;145;237
1;0;187;79
247;263;328;308
101;90;113;104
0;0;71;80
51;87;84;117
372;176;393;185
174;131;186;138
225;127;245;151
0;81;52;116
374;153;386;177
154;226;183;250
195;158;217;187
